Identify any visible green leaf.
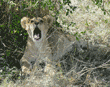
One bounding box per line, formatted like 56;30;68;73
2;55;4;58
95;22;98;25
96;0;99;5
101;8;104;11
72;6;77;11
85;57;89;60
89;31;92;33
67;9;69;11
17;31;19;34
52;5;54;9
74;32;78;36
6;50;10;57
70;11;72;14
17;21;20;23
60;5;63;9
76;37;79;41
105;19;108;23
11;31;13;34
43;3;46;8
67;26;69;30
0;24;5;27
32;1;35;4
49;0;51;4
104;11;106;15
66;12;69;16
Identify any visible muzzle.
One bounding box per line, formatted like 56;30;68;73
33;26;41;40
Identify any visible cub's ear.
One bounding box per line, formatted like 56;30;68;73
21;17;30;30
43;15;55;28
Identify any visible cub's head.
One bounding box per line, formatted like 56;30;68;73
21;15;55;42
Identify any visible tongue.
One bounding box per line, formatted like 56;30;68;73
34;34;40;40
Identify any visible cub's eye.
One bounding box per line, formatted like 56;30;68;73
31;20;34;23
28;19;30;23
40;20;43;23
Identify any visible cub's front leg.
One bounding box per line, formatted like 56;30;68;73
20;56;31;75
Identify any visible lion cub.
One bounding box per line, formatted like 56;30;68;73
20;15;75;75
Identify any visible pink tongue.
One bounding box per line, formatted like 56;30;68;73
34;34;39;39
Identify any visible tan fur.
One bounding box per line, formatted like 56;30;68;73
20;15;75;75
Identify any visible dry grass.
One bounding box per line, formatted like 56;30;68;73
1;0;110;87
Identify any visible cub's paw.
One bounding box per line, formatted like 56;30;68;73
20;66;31;78
44;64;56;77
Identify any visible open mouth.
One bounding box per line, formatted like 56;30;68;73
33;26;41;40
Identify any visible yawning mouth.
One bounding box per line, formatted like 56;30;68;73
33;26;41;40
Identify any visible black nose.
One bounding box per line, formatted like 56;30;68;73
35;22;39;25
